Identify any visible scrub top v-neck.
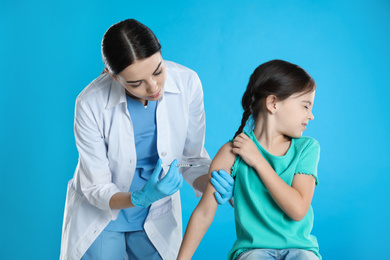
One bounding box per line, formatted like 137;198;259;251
105;95;159;231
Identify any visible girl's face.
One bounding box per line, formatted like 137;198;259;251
115;52;166;105
274;90;316;138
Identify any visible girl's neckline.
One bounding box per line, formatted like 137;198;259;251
248;130;294;159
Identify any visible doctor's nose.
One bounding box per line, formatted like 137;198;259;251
146;78;158;93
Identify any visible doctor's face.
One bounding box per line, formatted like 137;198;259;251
116;52;166;105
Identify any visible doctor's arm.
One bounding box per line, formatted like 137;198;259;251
181;73;234;201
75;100;182;214
74;100;122;214
177;143;236;260
180;73;210;194
110;159;183;209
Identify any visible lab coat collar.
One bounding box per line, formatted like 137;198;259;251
105;63;180;109
106;79;126;109
163;68;180;94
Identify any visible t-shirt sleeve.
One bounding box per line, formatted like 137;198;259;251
295;139;321;185
229;130;251;179
230;153;242;180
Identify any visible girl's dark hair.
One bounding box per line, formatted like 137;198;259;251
101;19;161;75
234;59;316;138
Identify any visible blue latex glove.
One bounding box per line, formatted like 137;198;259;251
210;170;234;205
131;159;183;208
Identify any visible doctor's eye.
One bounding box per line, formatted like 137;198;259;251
129;82;142;88
154;68;163;76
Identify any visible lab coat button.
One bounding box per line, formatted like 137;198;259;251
161;152;167;156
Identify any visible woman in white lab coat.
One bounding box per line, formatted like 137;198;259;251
60;19;234;260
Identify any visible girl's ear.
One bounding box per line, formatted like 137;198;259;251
105;68;119;81
265;95;278;114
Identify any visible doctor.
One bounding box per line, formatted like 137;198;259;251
60;19;234;260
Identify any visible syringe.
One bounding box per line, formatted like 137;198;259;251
161;163;203;168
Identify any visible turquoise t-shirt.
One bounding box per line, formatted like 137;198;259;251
105;96;159;231
228;131;321;260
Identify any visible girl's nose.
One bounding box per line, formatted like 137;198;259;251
309;111;315;120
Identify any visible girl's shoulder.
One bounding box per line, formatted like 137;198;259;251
293;136;320;155
209;142;236;176
294;136;320;147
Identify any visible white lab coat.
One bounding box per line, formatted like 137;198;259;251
60;61;211;260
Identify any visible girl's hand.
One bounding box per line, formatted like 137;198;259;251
232;133;263;168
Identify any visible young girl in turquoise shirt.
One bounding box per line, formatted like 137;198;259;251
178;59;321;260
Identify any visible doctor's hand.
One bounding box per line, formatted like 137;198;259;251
210;170;234;205
131;159;183;208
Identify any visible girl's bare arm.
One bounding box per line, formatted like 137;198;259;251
177;143;236;260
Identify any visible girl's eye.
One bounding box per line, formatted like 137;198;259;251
304;106;309;109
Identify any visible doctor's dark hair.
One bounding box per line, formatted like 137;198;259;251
101;19;161;75
234;59;316;138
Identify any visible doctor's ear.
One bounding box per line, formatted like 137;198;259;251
105;68;119;81
265;95;278;114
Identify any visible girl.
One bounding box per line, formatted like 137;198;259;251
60;19;234;260
178;59;321;260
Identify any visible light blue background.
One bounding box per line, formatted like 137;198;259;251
1;1;389;259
